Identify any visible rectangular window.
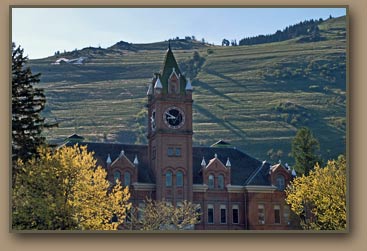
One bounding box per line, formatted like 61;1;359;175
274;205;281;224
208;175;214;189
167;147;174;156
258;204;265;225
284;205;290;225
166;171;172;187
232;205;239;224
175;147;181;156
176;171;183;187
218;175;224;189
220;205;227;224
124;172;131;186
196;204;202;223
152;147;156;160
207;204;214;224
138;203;145;220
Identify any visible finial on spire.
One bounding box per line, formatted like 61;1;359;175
201;156;206;167
133;154;139;165
185;77;193;91
154;77;163;90
168;39;171;50
226;157;231;167
106;154;112;164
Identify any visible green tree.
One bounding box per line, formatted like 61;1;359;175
222;38;230;46
267;148;284;161
12;145;131;230
285;155;347;230
12;43;57;176
128;199;201;230
291;127;321;175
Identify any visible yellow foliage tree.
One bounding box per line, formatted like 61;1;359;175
12;145;131;230
128;199;201;230
285;155;347;230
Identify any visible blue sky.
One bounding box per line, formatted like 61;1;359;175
12;7;346;59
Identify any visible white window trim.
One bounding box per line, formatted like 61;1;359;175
232;205;239;224
207;204;214;224
274;204;281;224
258;204;265;225
220;205;227;224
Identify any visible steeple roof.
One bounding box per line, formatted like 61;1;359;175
158;45;187;94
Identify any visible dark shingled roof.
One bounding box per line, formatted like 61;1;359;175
210;140;231;148
192;146;269;186
64;142;154;183
64;141;271;186
65;134;84;141
158;47;187;95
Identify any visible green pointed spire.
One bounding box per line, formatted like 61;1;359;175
159;44;187;94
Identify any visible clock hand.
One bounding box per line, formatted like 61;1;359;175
165;112;176;119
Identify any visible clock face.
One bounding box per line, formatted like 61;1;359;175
163;106;185;129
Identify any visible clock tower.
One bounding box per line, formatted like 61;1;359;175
146;45;194;203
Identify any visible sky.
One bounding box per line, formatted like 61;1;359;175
12;7;346;59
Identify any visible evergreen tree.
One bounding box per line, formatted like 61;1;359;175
222;39;230;46
291;127;321;175
12;44;56;170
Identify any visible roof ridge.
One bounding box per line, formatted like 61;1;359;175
245;161;268;185
82;141;148;147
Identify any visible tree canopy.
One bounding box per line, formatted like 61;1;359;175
12;145;131;230
127;199;201;230
12;43;57;178
291;127;321;175
285;155;347;230
238;18;323;46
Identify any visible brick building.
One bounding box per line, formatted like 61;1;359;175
66;46;297;230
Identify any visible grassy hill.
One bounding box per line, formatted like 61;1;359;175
28;16;346;165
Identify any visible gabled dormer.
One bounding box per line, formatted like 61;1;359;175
108;150;138;187
201;154;231;190
168;67;180;94
148;44;190;96
269;162;292;191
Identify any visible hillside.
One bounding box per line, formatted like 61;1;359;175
28;16;347;165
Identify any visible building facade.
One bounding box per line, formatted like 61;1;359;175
67;46;297;230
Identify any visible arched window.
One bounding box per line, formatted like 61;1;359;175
276;175;285;190
124;171;131;186
176;171;183;187
166;171;172;187
113;170;121;184
218;174;224;189
208;174;214;189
